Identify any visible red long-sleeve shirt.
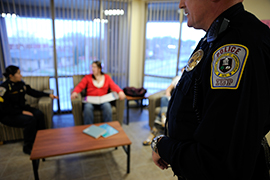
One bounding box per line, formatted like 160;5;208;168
72;74;123;96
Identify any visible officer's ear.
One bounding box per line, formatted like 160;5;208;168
8;74;13;79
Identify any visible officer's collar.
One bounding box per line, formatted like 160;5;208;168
7;79;21;85
206;2;244;43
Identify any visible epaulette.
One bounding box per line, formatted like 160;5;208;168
0;80;10;91
207;18;230;43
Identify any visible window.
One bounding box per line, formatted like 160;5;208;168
4;17;54;76
1;0;131;112
144;21;180;94
143;3;205;94
143;2;180;94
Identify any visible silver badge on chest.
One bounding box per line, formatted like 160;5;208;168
186;49;204;72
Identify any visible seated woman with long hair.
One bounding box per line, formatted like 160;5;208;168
70;61;126;124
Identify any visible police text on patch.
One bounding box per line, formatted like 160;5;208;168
211;44;249;89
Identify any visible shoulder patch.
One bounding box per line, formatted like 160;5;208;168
211;44;249;89
0;87;6;96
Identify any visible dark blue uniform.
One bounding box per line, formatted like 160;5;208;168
0;79;49;150
158;3;270;180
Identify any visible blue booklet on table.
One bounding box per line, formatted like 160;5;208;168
83;125;107;139
99;124;118;138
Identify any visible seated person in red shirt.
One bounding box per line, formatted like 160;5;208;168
70;61;126;124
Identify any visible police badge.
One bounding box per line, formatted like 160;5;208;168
211;44;249;89
0;87;6;96
186;49;204;72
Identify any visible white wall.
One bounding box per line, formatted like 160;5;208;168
243;0;270;20
129;0;145;87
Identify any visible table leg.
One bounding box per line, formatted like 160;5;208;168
140;99;143;112
126;100;129;125
32;159;40;180
127;145;130;173
122;145;131;173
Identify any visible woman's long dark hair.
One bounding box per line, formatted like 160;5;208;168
3;65;19;79
92;61;104;80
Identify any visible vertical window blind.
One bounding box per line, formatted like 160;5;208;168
143;1;205;94
0;0;131;112
143;1;181;94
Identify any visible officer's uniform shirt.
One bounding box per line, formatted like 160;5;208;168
0;79;50;118
157;3;270;180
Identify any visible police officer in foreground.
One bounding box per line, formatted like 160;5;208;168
151;0;270;179
0;65;58;155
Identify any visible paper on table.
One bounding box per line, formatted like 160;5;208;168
82;92;119;105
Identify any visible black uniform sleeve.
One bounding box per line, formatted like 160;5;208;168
25;84;50;98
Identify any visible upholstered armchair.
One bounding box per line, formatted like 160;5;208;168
0;76;54;142
148;90;166;129
71;74;125;125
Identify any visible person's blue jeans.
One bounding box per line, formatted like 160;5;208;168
83;102;112;124
159;96;169;117
154;96;169;122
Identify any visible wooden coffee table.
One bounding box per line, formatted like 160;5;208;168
30;121;131;180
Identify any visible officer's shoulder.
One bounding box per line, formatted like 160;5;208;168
0;80;8;96
229;11;268;38
0;80;9;88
